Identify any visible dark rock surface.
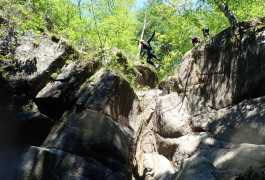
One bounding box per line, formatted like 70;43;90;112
178;17;265;112
1;17;265;180
35;60;101;120
135;64;158;88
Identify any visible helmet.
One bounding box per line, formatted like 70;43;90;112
140;40;145;43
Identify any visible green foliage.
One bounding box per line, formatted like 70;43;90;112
22;99;34;111
99;49;139;88
50;68;61;79
50;72;58;79
197;0;265;26
0;55;6;60
135;0;264;79
231;0;265;22
65;59;73;64
1;0;264;82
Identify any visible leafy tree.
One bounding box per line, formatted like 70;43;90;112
206;0;238;26
228;0;265;22
1;0;265;82
198;0;265;26
136;0;209;78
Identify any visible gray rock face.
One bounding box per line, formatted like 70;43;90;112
32;70;137;179
0;109;53;156
178;17;265;112
0;24;142;179
100;48;159;89
12;146;127;180
35;60;100;119
192;96;265;144
0;27;19;56
14;111;54;146
134;18;265;180
77;69;140;131
2;17;265;180
9;31;77;97
174;156;217;180
135;65;158;88
172;18;265;179
155;92;192;138
134;90;182;180
158;75;183;95
43;109;133;165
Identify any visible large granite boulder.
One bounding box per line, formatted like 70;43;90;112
192;96;265;144
2;14;265;180
76;69;139;131
43;109;133;166
155;92;192;138
134;18;265;180
178;17;265;112
134;89;177;179
169;18;265;180
99;48;159;89
0;109;53;150
14;111;54;146
0;29;79;109
35;60;100;119
7;31;77;97
135;64;158;89
15;70;140;179
4;146;127;180
158;75;183;95
171;133;265;180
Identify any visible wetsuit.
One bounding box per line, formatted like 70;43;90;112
140;31;160;67
202;28;210;37
191;37;200;46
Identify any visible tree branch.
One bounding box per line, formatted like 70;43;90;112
218;3;238;26
137;11;147;60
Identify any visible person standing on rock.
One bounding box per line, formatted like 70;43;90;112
201;28;210;38
140;30;161;69
189;35;201;46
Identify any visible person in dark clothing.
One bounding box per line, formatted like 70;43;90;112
140;30;161;69
201;28;210;37
189;35;201;46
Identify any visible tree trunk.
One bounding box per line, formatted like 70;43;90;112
218;3;238;26
137;11;147;60
77;0;82;20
